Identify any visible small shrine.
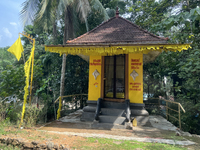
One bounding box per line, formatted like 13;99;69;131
45;9;190;126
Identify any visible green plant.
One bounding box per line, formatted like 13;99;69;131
0;144;20;150
17;105;41;127
0;100;11;121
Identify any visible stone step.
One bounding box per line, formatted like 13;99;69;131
91;122;126;129
102;101;126;109
101;108;125;116
99;115;126;125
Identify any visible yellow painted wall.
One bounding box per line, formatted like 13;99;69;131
88;56;102;101
128;54;143;104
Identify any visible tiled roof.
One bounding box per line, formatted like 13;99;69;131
67;16;167;44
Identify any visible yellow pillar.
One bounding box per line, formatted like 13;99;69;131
88;56;102;101
128;54;143;104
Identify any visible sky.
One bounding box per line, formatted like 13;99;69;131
0;0;26;48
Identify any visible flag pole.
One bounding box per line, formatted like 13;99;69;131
29;39;35;105
19;32;35;105
19;32;35;127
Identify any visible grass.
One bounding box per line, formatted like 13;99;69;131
0;144;20;150
0;120;27;136
72;137;187;150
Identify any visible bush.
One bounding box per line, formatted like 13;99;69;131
17;105;42;127
0;103;7;121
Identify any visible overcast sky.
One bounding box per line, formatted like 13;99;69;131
0;0;25;48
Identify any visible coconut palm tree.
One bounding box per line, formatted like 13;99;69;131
21;0;109;38
20;0;109;102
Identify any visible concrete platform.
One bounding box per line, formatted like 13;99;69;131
39;109;196;146
59;110;177;131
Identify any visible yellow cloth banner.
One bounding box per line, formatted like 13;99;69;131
57;97;62;119
20;44;35;125
7;35;24;61
45;44;191;56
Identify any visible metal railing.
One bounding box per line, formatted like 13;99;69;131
144;98;185;130
54;94;88;119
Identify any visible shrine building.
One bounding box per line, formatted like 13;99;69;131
45;9;190;127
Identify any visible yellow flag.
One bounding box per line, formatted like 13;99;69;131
20;43;35;126
7;35;24;61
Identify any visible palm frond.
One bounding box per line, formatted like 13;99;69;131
57;0;73;16
20;0;40;25
34;0;55;32
76;0;91;31
90;0;109;21
37;0;50;21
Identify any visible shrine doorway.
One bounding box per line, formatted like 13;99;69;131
104;55;125;100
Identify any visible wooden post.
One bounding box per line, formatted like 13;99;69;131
158;98;160;114
166;102;168;120
178;104;181;130
80;95;83;109
75;96;77;110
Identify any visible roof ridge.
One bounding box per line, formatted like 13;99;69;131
67;17;116;44
117;16;167;40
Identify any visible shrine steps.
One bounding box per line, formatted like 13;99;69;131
102;101;126;109
97;101;127;126
81;100;149;128
99;115;126;124
101;108;125;116
92;102;128;129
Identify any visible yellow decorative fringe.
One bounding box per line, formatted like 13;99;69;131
45;44;191;56
57;97;62;120
20;45;35;126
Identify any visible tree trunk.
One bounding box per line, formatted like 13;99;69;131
53;21;57;44
60;6;74;106
60;54;66;97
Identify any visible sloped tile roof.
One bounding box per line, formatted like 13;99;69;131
67;16;167;44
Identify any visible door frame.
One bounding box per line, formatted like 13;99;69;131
101;54;129;101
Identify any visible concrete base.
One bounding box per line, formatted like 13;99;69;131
80;101;96;122
81;100;149;126
130;103;149;126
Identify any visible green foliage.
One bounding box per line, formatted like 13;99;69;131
64;55;89;95
0;101;9;121
127;0;181;30
0;144;20;150
100;0;126;17
0;65;25;98
21;105;41;127
0;47;16;73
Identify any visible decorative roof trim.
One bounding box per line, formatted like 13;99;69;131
45;44;191;56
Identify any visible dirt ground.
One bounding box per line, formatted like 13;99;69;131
39;121;200;149
40;121;183;139
1;126;87;149
1;121;200;149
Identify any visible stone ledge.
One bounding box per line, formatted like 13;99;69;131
0;137;68;150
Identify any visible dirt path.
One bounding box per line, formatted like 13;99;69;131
40;121;178;139
38;121;196;146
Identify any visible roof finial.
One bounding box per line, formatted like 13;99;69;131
116;7;119;18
